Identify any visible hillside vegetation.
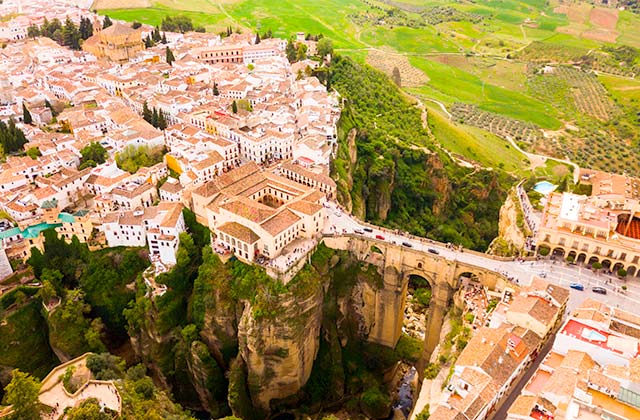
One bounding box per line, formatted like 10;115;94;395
331;55;508;250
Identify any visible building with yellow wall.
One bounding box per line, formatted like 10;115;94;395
82;23;143;63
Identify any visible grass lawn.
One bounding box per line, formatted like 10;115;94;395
425;103;529;176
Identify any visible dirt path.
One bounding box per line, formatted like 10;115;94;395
423;97;451;120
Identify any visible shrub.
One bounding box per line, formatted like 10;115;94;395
424;363;440;379
538;247;550;256
464;313;475;324
617;268;627;277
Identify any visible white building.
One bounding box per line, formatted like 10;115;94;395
101;202;185;265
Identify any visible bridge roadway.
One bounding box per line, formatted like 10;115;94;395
324;202;640;315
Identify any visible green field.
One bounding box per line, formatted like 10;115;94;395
409;56;562;129
425;103;530;175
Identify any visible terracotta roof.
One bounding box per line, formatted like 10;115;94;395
220;197;275;224
286;199;323;216
261;208;301;236
217;221;259;244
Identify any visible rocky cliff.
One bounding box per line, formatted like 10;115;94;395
488;189;528;256
238;284;324;411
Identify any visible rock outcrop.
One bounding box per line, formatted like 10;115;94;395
488;189;527;256
238;280;325;411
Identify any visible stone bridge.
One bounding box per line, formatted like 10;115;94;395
323;235;509;359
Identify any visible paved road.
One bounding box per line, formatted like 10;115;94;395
324;202;640;315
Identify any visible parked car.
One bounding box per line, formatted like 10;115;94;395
402;242;413;248
427;248;440;255
592;286;607;295
375;234;385;240
353;228;364;234
539;272;547;278
364;227;373;233
569;282;584;291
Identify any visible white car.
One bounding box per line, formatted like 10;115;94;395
353;228;364;234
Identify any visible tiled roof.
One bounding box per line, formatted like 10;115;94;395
261;208;301;236
217;221;259;244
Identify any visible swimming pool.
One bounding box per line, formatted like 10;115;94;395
533;181;557;195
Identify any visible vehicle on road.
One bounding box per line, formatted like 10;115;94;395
592;286;607;295
539;272;547;278
364;227;373;233
427;248;439;255
353;228;364;234
402;242;413;248
375;234;385;240
569;282;584;291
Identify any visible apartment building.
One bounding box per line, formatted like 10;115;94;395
101;202;185;265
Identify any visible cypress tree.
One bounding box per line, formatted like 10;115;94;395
165;46;175;66
231;100;238;114
157;111;167;130
161;32;167;44
213;82;219;96
142;101;152;124
152;108;158;128
22;103;32;125
102;15;112;29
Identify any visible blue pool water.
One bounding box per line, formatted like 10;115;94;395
533;181;557;195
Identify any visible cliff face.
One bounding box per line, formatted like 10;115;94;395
238;288;324;411
488;190;528;256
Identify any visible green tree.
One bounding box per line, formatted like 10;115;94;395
157;110;167;130
79;16;94;40
286;39;296;63
213;82;219;96
161;32;167;44
62;17;81;50
132;21;142;29
142;101;152;124
296;43;308;61
165;46;175;66
254;32;260;44
152;26;161;42
80;142;107;167
152;108;158;128
3;370;41;420
317;37;333;57
22;103;32;125
144;34;153;48
102;15;112;29
27;24;40;38
38;279;57;304
67;398;111;420
26;146;40;160
231;100;238;114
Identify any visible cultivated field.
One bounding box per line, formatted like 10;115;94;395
366;48;429;87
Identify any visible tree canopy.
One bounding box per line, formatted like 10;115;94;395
3;370;41;420
79;142;107;169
